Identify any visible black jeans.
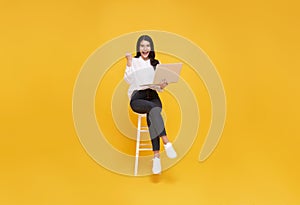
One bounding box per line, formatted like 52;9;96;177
130;89;167;151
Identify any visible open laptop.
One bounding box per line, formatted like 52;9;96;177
140;63;183;86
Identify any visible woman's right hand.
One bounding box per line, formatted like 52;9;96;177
125;52;132;67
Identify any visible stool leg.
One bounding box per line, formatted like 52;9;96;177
134;114;142;176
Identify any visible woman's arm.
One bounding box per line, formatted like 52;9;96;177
124;53;134;84
125;52;132;67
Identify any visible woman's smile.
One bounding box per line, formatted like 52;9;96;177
141;51;149;58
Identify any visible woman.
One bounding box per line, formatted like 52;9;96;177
124;35;177;174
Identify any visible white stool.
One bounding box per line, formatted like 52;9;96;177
134;114;152;176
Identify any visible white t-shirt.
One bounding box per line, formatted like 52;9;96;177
124;56;160;99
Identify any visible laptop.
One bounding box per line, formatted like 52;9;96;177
140;63;183;86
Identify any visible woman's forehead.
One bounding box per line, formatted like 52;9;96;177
140;40;150;45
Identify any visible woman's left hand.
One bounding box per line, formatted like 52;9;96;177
159;79;168;89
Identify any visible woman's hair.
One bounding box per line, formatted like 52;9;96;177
134;35;159;69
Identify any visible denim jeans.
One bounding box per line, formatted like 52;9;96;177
130;89;167;151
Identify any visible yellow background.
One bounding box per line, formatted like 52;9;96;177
1;0;299;204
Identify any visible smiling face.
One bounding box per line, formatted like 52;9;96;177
139;40;151;60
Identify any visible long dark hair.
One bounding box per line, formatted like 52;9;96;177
134;35;159;69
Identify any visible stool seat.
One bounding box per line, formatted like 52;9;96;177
134;113;152;176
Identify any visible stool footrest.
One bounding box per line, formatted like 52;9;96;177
140;143;151;146
139;148;152;151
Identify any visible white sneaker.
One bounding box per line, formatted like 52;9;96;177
164;142;177;159
152;157;161;174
